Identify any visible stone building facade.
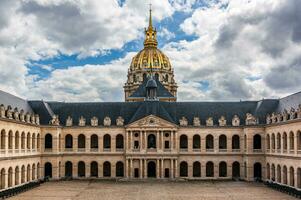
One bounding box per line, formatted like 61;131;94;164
0;8;300;193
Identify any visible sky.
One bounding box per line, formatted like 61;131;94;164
0;0;301;102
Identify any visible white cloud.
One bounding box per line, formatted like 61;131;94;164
165;0;301;101
158;28;175;40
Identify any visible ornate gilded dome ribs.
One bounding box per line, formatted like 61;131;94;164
124;6;177;101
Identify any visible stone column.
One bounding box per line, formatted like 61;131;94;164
125;159;128;178
214;163;218;178
73;163;77;178
99;134;103;152
171;159;174;178
140;131;143;151
161;159;164;178
161;131;164;150
140;159;143;179
175;131;178;151
130;131;133;151
175;159;178;178
5;132;8;154
295;169;298;188
294;134;298;155
125;131;128;150
171;131;174;150
144;159;147;178
144;131;147;150
86;163;90;178
281;134;284;154
12;132;15;153
130;159;133;178
156;159;160;178
156;131;159;151
214;135;218;153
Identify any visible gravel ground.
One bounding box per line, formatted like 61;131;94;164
8;180;299;200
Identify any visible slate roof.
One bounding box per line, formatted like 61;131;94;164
128;78;175;99
0;89;300;127
28;99;279;126
0;90;33;113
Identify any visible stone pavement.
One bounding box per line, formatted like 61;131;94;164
8;180;299;200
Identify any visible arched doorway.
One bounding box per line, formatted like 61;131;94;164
65;161;73;177
8;167;13;188
78;161;85;177
206;162;214;177
15;166;20;186
90;161;98;177
283;166;288;184
180;161;188;177
103;161;111;177
116;161;124;177
193;161;201;177
0;168;5;189
147;161;156;178
253;162;262;181
232;162;240;178
219;162;227;177
44;162;52;178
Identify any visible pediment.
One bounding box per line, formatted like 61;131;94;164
126;115;176;128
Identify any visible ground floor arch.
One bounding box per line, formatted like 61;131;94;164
147;161;156;178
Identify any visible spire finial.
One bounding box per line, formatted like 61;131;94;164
149;3;153;28
144;2;157;48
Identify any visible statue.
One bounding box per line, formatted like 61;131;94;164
66;116;73;126
103;116;111;126
50;115;60;126
206;117;213;126
179;117;188;126
266;114;271;124
20;110;25;122
79;116;86;126
13;108;19;121
232;115;240;126
91;116;98;127
283;109;288;121
116;116;124;126
193;117;200;126
245;113;257;125
26;113;31;123
271;113;277;123
218;116;226;126
6;106;13;119
298;104;301;119
289;107;296;120
0;105;5;118
31;114;35;124
35;114;40;125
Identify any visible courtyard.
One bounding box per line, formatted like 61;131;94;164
8;180;298;200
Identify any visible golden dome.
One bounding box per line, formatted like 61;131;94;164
130;7;172;71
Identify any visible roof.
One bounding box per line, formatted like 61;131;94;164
1;90;301;127
129;78;175;99
0;90;33;113
28;99;279;126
